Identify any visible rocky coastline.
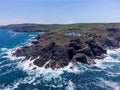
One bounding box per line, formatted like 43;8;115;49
12;27;120;69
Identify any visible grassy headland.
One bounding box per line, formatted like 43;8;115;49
1;23;120;47
10;23;120;69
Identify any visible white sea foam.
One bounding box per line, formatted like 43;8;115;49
21;34;39;46
66;80;75;90
18;60;80;78
0;60;6;65
3;44;120;86
0;41;74;83
10;32;17;38
2;80;21;90
94;56;116;70
25;32;43;46
1;47;86;81
100;78;120;90
0;68;15;77
0;31;85;78
22;76;36;84
1;47;25;61
0;31;88;89
4;47;120;78
0;48;8;51
107;48;120;55
0;63;12;68
106;72;120;77
0;48;10;57
18;57;35;71
94;48;120;69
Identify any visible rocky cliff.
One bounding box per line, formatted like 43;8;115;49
12;27;120;69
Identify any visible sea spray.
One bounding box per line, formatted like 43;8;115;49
1;30;120;90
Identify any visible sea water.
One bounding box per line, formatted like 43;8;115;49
0;29;120;90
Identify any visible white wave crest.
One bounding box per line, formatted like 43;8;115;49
18;59;81;78
100;78;120;90
66;80;75;90
0;48;8;51
94;48;120;69
1;47;87;80
1;47;25;61
2;80;21;90
107;48;120;56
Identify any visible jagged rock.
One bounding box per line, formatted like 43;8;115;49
14;45;43;56
13;27;120;69
31;41;39;44
68;39;81;50
71;53;95;65
86;40;106;56
32;42;70;69
76;44;94;58
46;46;69;68
13;38;107;69
68;48;76;60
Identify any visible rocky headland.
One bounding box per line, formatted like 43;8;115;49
10;24;120;69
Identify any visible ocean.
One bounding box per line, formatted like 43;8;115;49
0;29;120;90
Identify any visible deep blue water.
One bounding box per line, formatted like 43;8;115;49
0;29;120;90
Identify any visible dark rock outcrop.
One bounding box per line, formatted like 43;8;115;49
71;53;95;65
13;39;107;69
13;27;120;69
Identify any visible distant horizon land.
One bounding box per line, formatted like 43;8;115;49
1;22;120;26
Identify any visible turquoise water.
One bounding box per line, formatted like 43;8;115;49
0;29;120;90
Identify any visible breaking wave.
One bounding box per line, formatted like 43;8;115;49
1;30;120;90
